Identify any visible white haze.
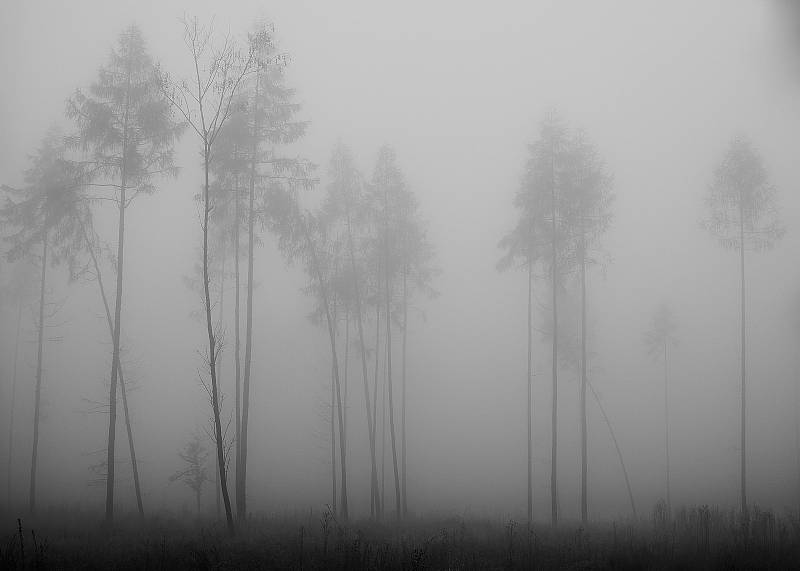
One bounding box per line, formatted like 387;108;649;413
2;0;800;520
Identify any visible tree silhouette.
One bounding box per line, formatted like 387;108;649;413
67;24;182;522
703;135;784;516
158;15;263;533
1;128;87;513
643;302;677;516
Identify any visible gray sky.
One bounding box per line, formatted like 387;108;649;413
2;0;800;520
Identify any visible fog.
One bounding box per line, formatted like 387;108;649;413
2;0;800;525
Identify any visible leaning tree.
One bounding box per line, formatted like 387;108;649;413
66;24;182;521
703;135;784;516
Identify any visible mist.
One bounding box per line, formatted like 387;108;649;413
2;0;800;553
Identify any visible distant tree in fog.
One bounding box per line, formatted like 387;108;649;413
501;112;570;525
2;261;36;507
232;22;309;520
499;122;549;525
643;302;677;516
266;183;354;521
66;24;182;522
560;130;614;524
170;434;210;515
158;15;264;533
1;128;87;513
321;141;381;518
703;135;784;516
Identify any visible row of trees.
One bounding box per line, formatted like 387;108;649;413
502;113;784;525
1;18;437;532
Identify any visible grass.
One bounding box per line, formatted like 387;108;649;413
1;504;799;569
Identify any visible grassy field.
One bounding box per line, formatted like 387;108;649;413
1;505;799;570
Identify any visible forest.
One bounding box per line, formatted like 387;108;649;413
2;1;800;569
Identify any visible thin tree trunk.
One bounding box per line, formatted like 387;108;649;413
239;78;260;520
527;252;533;524
233;170;242;513
664;343;671;517
343;312;349;466
384;200;403;519
204;146;235;533
739;206;747;517
301;216;348;520
371;305;382;517
381;355;387;515
7;303;22;507
215;250;226;519
587;380;636;519
331;359;337;513
105;91;130;522
401;263;409;518
29;230;48;513
550;153;559;526
580;234;588;525
345;216;380;517
80;219;143;517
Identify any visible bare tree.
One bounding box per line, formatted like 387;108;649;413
157;15;263;532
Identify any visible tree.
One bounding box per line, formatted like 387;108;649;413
643;302;677;516
169;434;210;515
2;128;87;513
67;24;182;522
703;135;784;515
498;128;550;524
2;261;36;507
158;16;264;533
321;142;380;517
265;182;353;521
560;129;613;524
235;22;306;519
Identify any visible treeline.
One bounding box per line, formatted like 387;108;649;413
0;18;435;533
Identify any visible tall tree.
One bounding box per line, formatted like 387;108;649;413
703;136;784;516
2;129;87;513
643;303;677;516
499;129;550;524
2;261;35;507
235;22;307;519
67;24;182;522
321;142;381;517
369;146;405;518
560;130;613;524
158;16;263;533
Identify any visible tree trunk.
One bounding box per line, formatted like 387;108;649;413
664;343;671;517
587;380;636;519
29;230;48;513
215;250;226;519
239;78;260;520
550;155;559;527
7;303;22;507
372;305;382;517
345;216;380;518
739;207;747;517
384;225;402;519
302;216;348;520
527;252;533;524
401;263;409;518
233;171;242;515
204;146;235;533
331;358;337;513
579;235;588;525
80;219;143;517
